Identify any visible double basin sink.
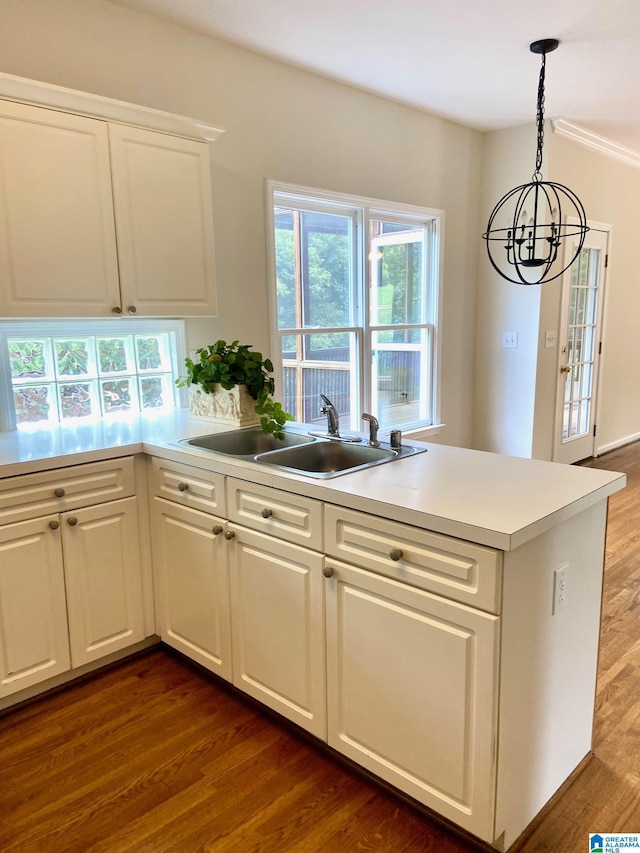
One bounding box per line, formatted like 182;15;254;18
179;426;426;478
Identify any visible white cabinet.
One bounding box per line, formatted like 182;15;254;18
109;124;217;316
61;498;146;667
0;99;217;317
0;458;148;698
149;463;326;737
151;497;231;680
227;524;326;738
0;100;120;316
323;505;501;841
0;515;71;695
324;558;499;841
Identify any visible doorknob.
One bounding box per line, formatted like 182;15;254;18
560;365;571;375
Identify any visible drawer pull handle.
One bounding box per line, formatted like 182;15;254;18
212;525;223;535
224;530;236;540
49;520;60;530
261;508;273;518
112;306;122;315
177;482;189;492
54;487;66;498
127;305;137;315
323;567;335;578
389;548;403;562
67;516;78;527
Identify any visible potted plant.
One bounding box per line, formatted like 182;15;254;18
176;340;292;435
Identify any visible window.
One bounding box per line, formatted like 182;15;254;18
267;182;443;433
0;319;186;431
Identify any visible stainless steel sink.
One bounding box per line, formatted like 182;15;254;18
257;440;402;478
179;426;427;478
180;426;316;456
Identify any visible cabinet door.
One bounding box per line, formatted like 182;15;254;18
151;497;231;680
61;497;145;667
0;100;120;316
325;559;499;841
0;515;70;697
109;124;217;316
228;525;326;738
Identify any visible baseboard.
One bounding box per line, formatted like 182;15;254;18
596;431;640;456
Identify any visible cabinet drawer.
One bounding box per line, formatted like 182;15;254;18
227;478;322;551
0;457;135;526
149;457;226;517
325;505;501;613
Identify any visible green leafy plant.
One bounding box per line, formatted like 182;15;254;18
176;340;293;436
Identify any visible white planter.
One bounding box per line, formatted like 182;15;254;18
188;384;259;427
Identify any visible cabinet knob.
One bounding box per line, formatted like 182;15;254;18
323;566;335;578
49;520;60;530
389;548;403;562
261;507;273;518
177;482;189;492
53;487;66;498
67;516;78;526
224;530;236;540
127;305;137;315
212;525;223;535
112;306;122;315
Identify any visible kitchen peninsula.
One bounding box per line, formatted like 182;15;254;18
0;411;625;850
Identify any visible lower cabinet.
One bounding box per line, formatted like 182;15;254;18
149;459;500;840
151;495;326;737
152;497;232;680
227;524;326;738
324;558;500;841
0;496;146;698
0;515;70;695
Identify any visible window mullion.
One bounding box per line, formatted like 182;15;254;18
360;206;371;426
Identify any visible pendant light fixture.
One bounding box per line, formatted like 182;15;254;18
483;38;589;285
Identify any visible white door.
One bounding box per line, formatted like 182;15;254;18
325;559;499;842
553;227;609;464
62;498;146;667
228;525;326;738
151;497;232;680
0;515;70;697
0;100;121;316
108;124;217;316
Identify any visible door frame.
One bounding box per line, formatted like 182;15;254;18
552;221;611;463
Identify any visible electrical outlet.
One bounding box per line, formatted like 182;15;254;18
502;332;518;348
553;564;569;614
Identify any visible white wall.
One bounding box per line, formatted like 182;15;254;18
0;0;484;448
473;124;542;457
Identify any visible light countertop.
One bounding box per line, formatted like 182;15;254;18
0;411;626;551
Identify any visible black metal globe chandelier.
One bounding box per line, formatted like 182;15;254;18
483;38;589;285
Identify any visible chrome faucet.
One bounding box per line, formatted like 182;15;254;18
361;413;380;447
319;393;340;436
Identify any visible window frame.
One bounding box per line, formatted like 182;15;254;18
0;318;187;431
265;180;444;434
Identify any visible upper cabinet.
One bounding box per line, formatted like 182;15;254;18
0;101;121;317
0;75;222;318
109;125;217;317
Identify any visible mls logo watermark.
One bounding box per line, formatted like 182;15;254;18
590;834;640;852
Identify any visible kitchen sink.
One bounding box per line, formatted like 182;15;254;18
257;439;398;477
179;426;427;478
181;426;316;456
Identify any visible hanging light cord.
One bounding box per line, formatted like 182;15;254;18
534;51;546;181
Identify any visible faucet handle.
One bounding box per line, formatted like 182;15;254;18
362;413;380;447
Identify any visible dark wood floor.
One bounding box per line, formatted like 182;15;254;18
2;443;640;853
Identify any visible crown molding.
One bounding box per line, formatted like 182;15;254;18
552;119;640;170
0;71;224;143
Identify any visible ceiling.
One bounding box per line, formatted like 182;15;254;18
110;0;640;156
